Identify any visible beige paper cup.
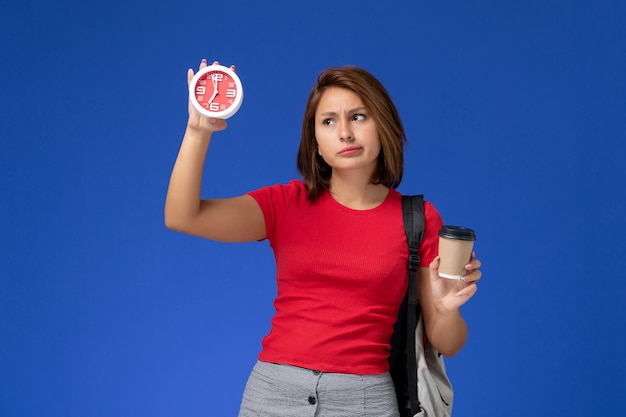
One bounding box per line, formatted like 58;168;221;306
438;226;476;279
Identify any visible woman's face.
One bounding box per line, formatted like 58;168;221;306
314;87;381;176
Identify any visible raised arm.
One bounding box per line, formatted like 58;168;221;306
164;60;265;243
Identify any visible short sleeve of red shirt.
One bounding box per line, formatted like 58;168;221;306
420;200;444;267
248;179;306;243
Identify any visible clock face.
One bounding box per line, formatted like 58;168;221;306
189;65;244;119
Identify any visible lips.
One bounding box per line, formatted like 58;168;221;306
338;146;362;156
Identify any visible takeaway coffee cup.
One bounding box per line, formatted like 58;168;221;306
438;225;477;279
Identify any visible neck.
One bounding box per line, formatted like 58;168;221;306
329;173;389;210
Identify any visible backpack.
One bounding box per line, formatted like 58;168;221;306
389;195;454;417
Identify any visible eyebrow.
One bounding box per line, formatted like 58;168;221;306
319;107;368;117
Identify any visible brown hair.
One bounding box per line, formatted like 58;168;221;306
296;66;407;200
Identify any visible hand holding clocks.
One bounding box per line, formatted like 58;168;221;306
189;63;244;120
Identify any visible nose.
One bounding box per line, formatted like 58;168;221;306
339;119;354;142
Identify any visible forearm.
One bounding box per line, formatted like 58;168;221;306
164;126;213;231
426;307;468;357
418;266;469;357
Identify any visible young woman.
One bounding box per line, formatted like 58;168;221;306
165;60;482;417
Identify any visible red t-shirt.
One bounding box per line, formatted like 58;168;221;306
248;180;442;374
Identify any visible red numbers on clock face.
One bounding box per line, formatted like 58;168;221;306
194;71;238;112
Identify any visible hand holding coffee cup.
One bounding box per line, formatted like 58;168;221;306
438;226;477;280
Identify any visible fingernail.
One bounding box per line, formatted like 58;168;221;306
201;59;207;63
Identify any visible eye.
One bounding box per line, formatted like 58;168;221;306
322;118;335;126
352;113;366;121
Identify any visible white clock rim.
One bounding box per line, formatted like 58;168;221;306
188;64;244;120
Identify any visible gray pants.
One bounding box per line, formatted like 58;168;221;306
238;361;400;417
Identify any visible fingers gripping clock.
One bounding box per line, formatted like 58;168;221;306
189;64;244;119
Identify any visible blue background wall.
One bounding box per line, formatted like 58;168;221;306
2;1;625;416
